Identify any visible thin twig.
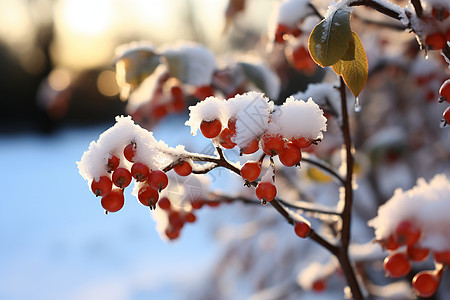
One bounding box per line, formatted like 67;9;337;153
302;157;346;186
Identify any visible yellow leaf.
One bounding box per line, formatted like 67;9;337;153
332;32;368;97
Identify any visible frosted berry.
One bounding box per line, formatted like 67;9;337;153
219;128;237;149
200;119;222;139
131;162;150;182
312;280;326;292
261;134;285;156
165;227;181;240
124;142;136;162
241;139;259;154
275;23;289;43
168;211;184;229
294;221;310;238
439;79;450;103
442;106;450;126
191;199;204;209
184;212;197;223
194;85;215;100
383;234;400;251
174;160;192;176
395;220;421;246
412;270;440;298
433;250;450;264
432;6;449;21
106;154;120;172
158;197;171;210
240;161;262;182
138;185;159;209
227;118;237;134
407;245;430;262
91;176;113;197
425;32;447;50
101;188;125;213
149;170;168;191
256;182;277;204
383;252;411;278
112;167;132;188
291;137;312;148
279;142;302;167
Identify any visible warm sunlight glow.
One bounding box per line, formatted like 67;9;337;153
60;0;112;36
97;70;120;97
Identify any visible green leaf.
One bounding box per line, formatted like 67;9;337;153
308;9;352;67
332;32;368;97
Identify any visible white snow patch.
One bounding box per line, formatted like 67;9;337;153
368;174;450;251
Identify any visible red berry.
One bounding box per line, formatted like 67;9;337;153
383;234;400;251
412;271;440;298
227;118;237;134
256;182;277;204
174;160;192;176
172;97;185;113
395;220;421;246
191;199;204;209
240;161;262;182
291;137;312;148
91;176;113;197
184;212;197;223
275;23;289;43
432;6;449;21
219;128;237;149
106;154;120;172
151;104;169;119
241;139;259;154
294;221;310;238
194;85;215;100
407;245;430;262
200;119;222;139
206;200;221;207
439;79;450;103
312;280;326;292
261;134;285;156
158;197;171;210
112;167;132;188
148;170;168;191
168;211;184;229
165;226;181;240
443;106;450;126
383;252;411;278
290;27;302;37
101;188;125;212
425;32;447;50
433;250;450;264
171;85;184;101
131;162;150;182
138;185;159;208
124;142;136;162
279;142;302;167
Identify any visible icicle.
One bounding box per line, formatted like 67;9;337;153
354;97;362;112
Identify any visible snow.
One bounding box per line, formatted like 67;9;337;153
77;116;188;184
368;173;450;251
185;92;326;149
160;42;216;86
276;0;313;27
270;97;327;140
185;96;227;135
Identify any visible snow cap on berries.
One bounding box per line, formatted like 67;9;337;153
368;174;450;251
185;96;228;136
77;116;186;183
270;96;327;140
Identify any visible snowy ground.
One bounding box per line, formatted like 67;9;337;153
0;116;221;300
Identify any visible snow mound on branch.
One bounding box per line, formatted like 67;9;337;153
185;92;327;149
368;173;450;251
276;0;313;26
270;97;327;140
77;116;186;183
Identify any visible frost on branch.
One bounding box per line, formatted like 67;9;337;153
369;173;450;251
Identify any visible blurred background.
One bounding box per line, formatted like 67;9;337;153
0;0;275;299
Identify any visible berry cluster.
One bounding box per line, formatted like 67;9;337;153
274;23;302;44
90;141;171;212
380;220;444;297
439;79;450;126
421;4;450;50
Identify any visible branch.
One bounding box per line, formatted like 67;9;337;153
349;0;406;21
410;0;423;19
